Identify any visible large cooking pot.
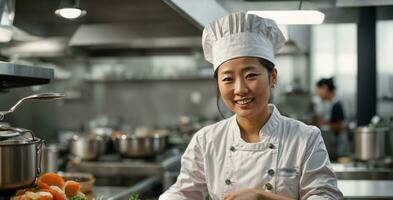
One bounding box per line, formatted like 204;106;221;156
113;130;168;158
0;126;44;190
71;134;106;161
354;126;389;161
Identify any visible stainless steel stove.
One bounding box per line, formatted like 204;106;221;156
66;148;181;199
67;148;180;176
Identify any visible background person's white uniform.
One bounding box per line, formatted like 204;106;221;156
159;12;343;200
159;105;342;200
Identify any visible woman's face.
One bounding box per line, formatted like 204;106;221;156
316;85;329;101
217;57;277;119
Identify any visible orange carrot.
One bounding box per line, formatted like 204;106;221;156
37;173;65;189
64;181;81;197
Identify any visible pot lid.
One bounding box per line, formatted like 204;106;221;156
0;126;35;145
0;131;20;139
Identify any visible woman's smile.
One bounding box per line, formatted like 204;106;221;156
234;97;255;108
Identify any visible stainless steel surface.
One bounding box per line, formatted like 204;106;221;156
106;176;158;200
0;62;54;89
71;134;106;160
0;0;14;27
337;0;393;7
70;24;201;49
41;144;59;173
0;126;33;142
113;131;168;158
354;127;388;161
335;169;393;180
338;180;393;199
332;163;393;199
0;128;43;190
163;0;228;28
92;176;159;200
67;149;181;177
388;125;393;158
0;93;65;120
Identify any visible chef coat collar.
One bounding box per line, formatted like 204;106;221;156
231;104;281;143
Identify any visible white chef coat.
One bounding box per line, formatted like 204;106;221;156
159;105;343;200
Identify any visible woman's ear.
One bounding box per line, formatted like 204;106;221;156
271;68;278;87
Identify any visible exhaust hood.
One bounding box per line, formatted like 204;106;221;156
0;0;14;42
0;0;54;90
0;62;54;90
69;23;202;56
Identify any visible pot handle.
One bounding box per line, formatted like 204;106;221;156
36;139;46;176
22;130;36;141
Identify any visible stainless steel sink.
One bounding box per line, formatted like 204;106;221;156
335;170;393;180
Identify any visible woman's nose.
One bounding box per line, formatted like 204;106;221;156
234;79;248;95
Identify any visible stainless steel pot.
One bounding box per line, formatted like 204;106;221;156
113;130;168;158
0;127;44;190
354;126;388;161
41;144;58;173
71;134;106;160
90;127;115;154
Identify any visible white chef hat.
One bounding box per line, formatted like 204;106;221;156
202;12;287;71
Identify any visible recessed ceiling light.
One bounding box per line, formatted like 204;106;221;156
55;0;86;20
248;10;325;25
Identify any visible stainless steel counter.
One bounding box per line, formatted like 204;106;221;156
67;149;181;178
338;180;393;199
93;176;158;200
91;175;393;199
333;163;393;199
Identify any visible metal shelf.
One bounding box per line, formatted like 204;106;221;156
0;62;54;90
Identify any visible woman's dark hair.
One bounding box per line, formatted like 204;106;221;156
316;77;336;91
214;57;275;118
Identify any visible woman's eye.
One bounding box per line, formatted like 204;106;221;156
246;73;258;79
222;77;232;82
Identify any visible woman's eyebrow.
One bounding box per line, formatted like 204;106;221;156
220;65;259;75
220;69;233;75
241;66;258;72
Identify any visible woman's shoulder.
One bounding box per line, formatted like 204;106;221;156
192;117;233;143
279;115;321;140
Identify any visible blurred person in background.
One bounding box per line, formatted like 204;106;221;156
314;77;350;162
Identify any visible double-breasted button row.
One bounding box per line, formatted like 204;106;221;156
267;169;275;176
225;179;232;185
268;143;275;149
230;146;236;152
265;183;273;190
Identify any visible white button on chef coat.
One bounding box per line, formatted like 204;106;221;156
159;105;343;200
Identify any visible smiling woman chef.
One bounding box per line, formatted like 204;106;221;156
159;12;343;200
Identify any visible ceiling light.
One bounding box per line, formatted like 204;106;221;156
248;0;324;25
248;10;325;25
55;0;86;19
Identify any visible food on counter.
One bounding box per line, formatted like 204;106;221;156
37;173;65;189
60;172;94;194
11;173;88;200
64;181;81;197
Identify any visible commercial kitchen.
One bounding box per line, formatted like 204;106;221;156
1;0;393;199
